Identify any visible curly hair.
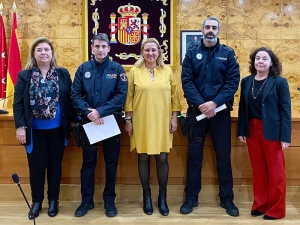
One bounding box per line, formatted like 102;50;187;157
249;47;282;77
134;38;165;69
25;37;59;70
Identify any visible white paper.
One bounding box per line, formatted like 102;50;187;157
196;104;227;121
82;115;120;144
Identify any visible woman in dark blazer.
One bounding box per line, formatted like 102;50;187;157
237;47;291;220
13;37;75;220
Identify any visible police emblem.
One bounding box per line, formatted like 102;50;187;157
120;73;128;82
196;53;202;60
84;71;91;79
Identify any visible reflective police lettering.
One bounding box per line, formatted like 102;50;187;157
106;74;117;79
215;57;227;60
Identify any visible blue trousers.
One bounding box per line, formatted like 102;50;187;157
184;108;234;202
80;121;121;204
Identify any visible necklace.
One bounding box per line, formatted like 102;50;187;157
148;69;155;81
252;77;267;99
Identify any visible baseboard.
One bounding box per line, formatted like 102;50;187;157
2;184;299;203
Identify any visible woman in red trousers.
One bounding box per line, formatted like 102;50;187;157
237;47;291;220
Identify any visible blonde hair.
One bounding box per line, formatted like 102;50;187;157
134;38;165;69
25;37;59;70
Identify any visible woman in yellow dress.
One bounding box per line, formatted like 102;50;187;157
124;38;181;216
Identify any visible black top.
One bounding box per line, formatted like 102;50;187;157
248;78;266;120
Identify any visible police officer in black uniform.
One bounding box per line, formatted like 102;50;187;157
71;33;128;218
180;17;240;216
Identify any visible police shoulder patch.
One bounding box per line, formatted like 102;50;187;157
120;73;127;82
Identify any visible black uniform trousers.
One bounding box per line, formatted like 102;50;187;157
80;116;121;204
27;126;65;203
184;108;234;202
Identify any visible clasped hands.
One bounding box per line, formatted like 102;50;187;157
87;108;104;125
198;101;217;118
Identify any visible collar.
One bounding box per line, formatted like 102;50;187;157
92;55;109;67
200;38;220;51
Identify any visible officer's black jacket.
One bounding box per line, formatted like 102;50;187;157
71;56;128;118
181;38;240;109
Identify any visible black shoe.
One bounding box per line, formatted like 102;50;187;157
143;189;153;215
143;196;153;215
48;200;59;217
158;195;169;216
74;203;94;217
263;215;278;220
104;203;117;217
251;209;263;216
180;199;199;214
220;201;239;217
28;202;42;220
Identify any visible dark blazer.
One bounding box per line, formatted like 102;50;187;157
237;75;291;143
13;67;75;145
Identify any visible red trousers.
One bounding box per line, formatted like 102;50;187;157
246;119;286;219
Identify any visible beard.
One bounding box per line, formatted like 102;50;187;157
204;32;218;43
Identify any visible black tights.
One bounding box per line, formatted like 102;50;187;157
138;153;169;196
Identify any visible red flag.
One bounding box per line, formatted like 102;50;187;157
6;8;21;108
0;9;7;99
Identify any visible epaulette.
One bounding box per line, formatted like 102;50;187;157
222;44;238;62
222;44;234;51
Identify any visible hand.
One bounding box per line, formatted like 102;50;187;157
238;136;247;143
169;117;178;133
87;108;100;123
198;101;217;118
281;142;290;150
93;117;104;125
124;122;133;137
16;128;26;145
70;122;76;128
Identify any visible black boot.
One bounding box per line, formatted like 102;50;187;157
158;190;169;216
28;202;42;220
48;200;59;217
143;189;153;215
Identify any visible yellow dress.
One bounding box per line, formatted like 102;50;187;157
124;66;181;154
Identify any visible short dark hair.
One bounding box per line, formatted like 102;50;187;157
91;33;110;46
249;47;282;77
202;16;220;30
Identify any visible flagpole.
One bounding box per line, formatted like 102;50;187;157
4;1;21;110
13;1;16;11
0;2;3;14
